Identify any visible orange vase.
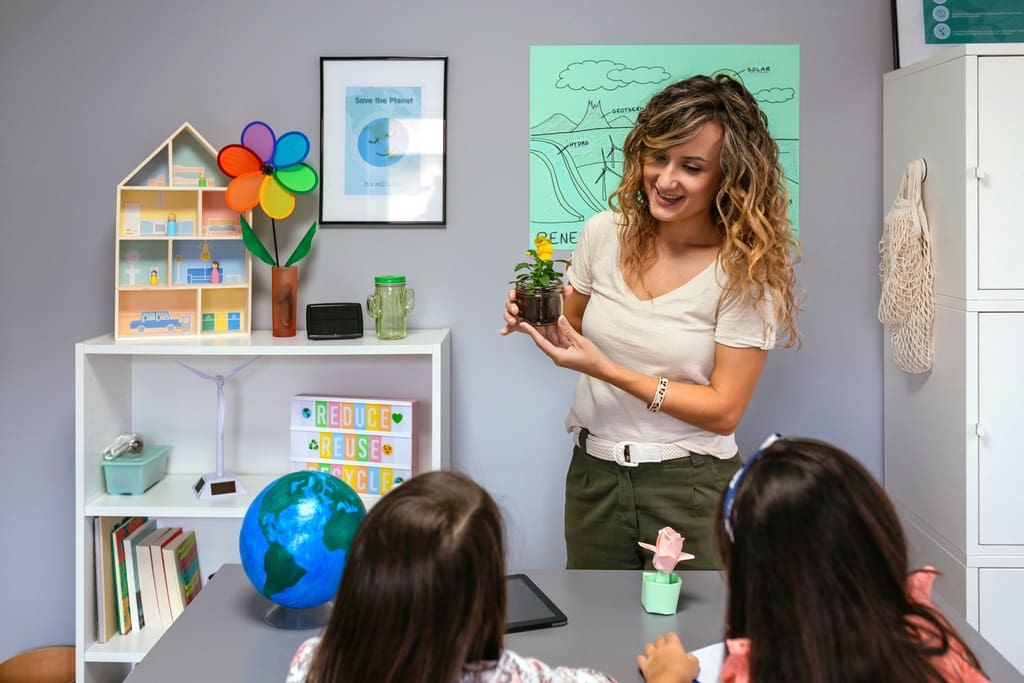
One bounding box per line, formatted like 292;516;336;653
271;266;297;337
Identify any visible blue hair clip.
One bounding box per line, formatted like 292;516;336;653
722;433;783;543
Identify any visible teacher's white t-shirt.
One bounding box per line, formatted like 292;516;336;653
565;211;775;459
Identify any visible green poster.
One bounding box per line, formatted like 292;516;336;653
924;0;1024;43
529;44;800;249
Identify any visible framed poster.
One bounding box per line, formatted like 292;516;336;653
320;57;447;225
892;0;949;68
891;0;1024;68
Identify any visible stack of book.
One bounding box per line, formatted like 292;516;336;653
94;517;203;640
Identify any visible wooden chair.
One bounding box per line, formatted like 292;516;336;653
0;646;75;683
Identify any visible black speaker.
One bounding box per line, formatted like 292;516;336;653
306;303;363;339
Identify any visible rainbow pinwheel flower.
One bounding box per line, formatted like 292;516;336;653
217;121;319;267
638;527;695;576
510;235;570;294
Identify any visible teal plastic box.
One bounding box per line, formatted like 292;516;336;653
101;445;169;495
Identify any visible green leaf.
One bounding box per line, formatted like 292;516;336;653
241;215;277;266
284;221;318;267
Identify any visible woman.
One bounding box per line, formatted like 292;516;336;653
502;74;800;569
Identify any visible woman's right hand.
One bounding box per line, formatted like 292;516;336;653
499;288;522;337
636;632;700;683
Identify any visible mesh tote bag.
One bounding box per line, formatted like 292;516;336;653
878;159;934;374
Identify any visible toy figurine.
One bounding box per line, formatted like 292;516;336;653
166;212;177;237
150;268;159;286
210;260;221;284
198;171;207;187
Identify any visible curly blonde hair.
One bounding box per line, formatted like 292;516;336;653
610;74;801;347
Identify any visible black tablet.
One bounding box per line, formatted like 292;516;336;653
505;573;569;633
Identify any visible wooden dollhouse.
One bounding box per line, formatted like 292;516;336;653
114;122;252;339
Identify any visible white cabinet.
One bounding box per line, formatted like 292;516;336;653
883;45;1024;673
75;330;451;683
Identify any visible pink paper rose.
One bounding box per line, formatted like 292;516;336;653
638;526;695;573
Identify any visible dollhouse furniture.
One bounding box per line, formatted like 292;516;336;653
114;123;252;340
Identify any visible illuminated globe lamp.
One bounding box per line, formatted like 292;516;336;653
239;470;366;628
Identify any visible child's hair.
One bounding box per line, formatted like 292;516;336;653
716;437;983;683
305;470;506;683
610;73;800;348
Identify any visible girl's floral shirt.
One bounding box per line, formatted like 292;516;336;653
286;637;616;683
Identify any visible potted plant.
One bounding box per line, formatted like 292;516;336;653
511;235;570;326
637;526;694;614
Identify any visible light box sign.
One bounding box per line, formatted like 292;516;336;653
289;394;416;500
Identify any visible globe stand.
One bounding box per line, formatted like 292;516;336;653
263;600;334;630
178;357;261;499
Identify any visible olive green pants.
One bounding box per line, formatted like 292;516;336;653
564;436;741;570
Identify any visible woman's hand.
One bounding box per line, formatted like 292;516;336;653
500;285;582;347
518;313;612;378
499;288;524;336
636;632;700;683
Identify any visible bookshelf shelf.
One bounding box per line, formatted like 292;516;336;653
75;329;451;682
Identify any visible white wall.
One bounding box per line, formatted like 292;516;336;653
0;0;892;658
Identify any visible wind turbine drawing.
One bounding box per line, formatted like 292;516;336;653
594;140;622;200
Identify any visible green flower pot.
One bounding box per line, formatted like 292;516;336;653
641;571;681;615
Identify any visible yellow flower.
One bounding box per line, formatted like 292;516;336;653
511;233;568;293
534;235;554;261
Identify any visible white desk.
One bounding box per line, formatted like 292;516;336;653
124;564;1022;682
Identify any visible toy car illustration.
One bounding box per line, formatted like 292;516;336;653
130;311;185;333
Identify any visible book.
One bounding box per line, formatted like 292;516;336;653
149;527;182;627
110;516;148;635
162;530;202;620
122;519;157;630
136;526;175;630
180;537;203;606
95;516;127;643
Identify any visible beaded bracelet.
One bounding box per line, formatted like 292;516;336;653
647;376;669;413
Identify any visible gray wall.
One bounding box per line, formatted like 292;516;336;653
0;0;892;658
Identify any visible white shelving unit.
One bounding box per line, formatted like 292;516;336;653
883;45;1024;673
75;329;451;683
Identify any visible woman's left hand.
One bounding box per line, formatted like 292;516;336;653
518;314;610;378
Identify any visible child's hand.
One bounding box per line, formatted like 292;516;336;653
636;632;700;683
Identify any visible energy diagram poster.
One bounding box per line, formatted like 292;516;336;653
529;45;800;249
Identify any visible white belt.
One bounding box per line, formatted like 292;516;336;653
572;427;691;468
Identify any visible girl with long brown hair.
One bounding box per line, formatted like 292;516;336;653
286;471;616;683
637;437;988;683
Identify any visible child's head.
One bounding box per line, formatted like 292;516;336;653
717;437;979;682
307;471;506;683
